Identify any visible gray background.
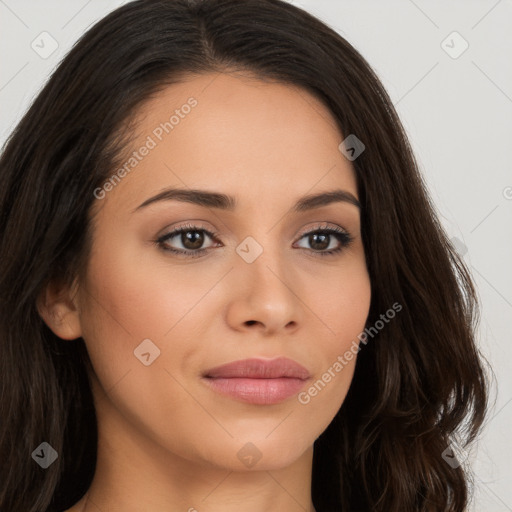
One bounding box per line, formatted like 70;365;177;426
1;0;511;509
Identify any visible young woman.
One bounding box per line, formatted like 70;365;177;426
0;0;488;511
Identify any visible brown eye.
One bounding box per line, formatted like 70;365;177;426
308;232;330;251
180;230;205;250
156;225;219;257
294;226;353;256
155;223;353;259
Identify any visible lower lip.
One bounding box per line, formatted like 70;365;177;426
203;377;307;405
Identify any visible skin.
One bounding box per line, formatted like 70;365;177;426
38;71;371;512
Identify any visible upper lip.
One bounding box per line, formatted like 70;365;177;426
203;357;310;380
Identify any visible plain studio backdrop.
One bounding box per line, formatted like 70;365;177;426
1;0;511;510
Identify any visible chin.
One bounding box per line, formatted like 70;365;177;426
199;435;314;472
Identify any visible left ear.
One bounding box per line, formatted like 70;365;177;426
36;276;83;340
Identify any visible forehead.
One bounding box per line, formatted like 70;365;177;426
94;72;358;214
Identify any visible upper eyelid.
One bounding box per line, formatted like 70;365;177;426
158;224;218;240
158;223;352;249
159;222;350;239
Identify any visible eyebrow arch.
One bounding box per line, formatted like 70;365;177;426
131;187;361;213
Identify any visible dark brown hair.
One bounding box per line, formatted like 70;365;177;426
0;0;488;510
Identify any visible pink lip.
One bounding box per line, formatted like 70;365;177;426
202;357;310;405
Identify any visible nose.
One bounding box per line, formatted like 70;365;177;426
225;247;301;336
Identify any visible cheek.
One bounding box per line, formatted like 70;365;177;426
81;237;212;340
299;262;370;411
314;258;371;342
77;235;225;398
77;250;204;434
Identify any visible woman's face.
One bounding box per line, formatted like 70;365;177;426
74;72;371;472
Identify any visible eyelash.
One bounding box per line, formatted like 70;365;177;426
154;222;354;259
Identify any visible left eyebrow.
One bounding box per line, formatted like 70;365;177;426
131;187;361;214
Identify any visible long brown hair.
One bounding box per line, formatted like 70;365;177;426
0;0;488;510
